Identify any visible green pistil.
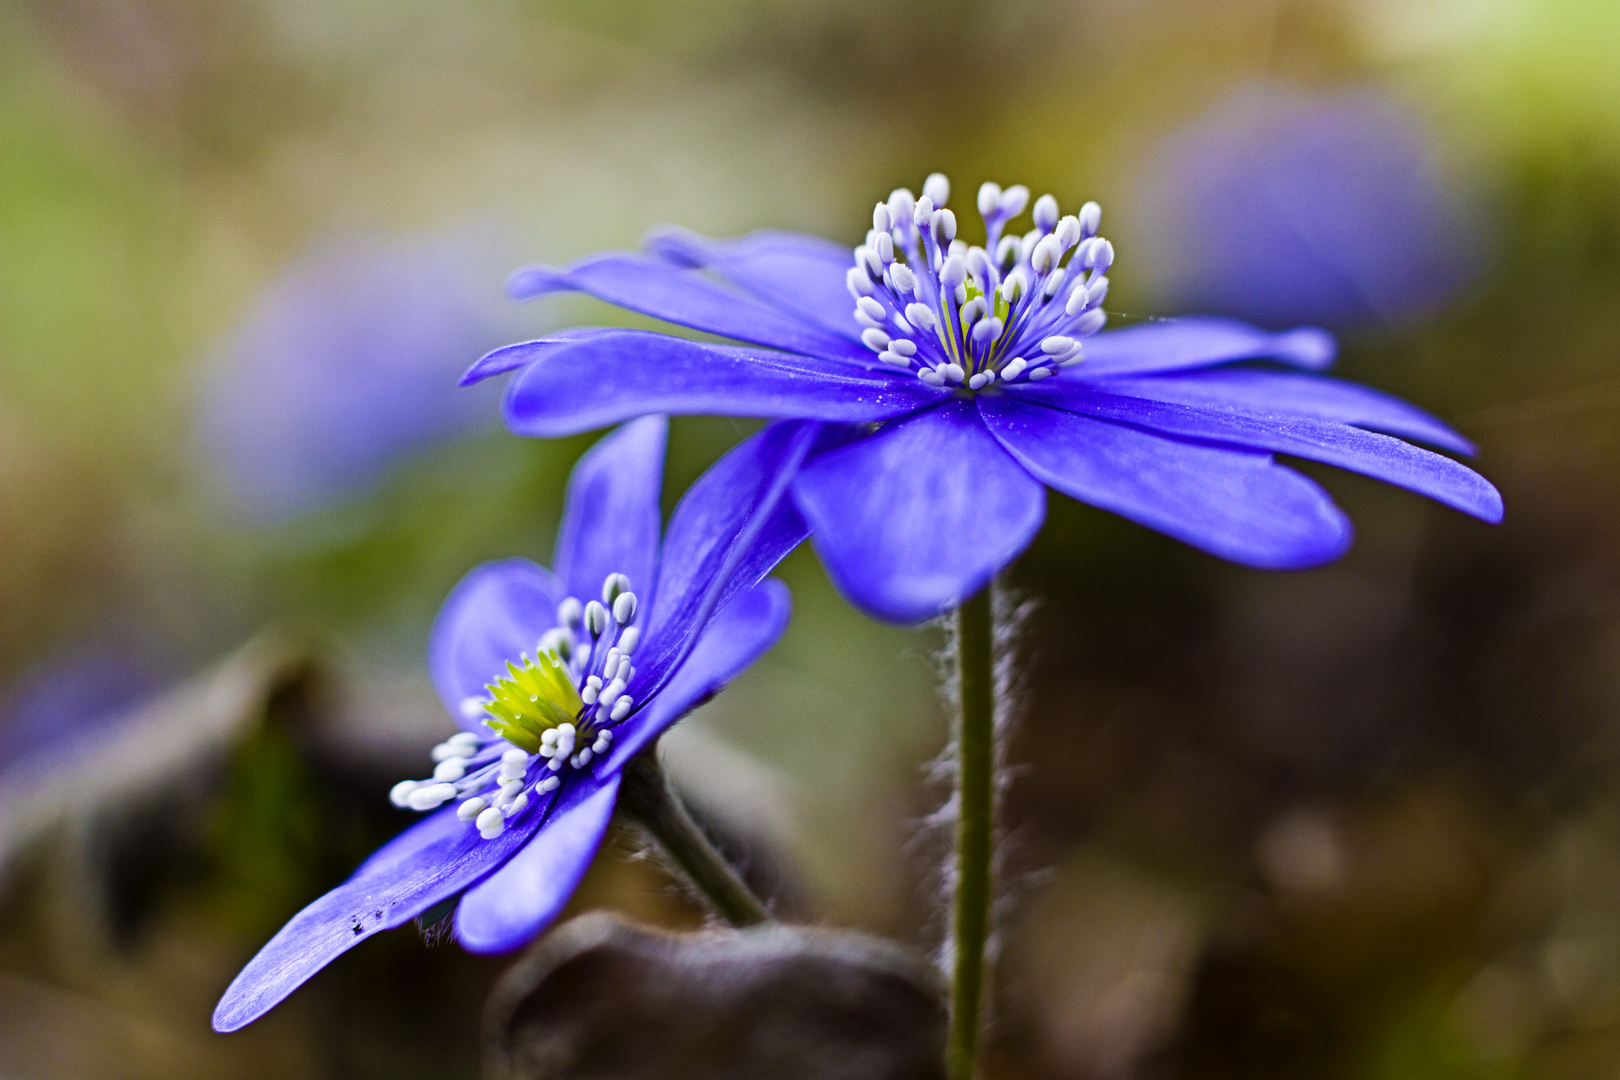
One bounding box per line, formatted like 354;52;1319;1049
481;652;584;753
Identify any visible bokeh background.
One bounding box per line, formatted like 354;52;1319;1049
3;0;1619;1076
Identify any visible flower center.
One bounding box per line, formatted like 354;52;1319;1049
846;173;1114;390
388;571;644;840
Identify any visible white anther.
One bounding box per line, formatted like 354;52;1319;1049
846;265;874;297
504;793;529;818
593;735;611;754
1001;357;1028;380
1064;284;1090;317
999;185;1029;218
618;627;640;656
1031;235;1062;275
912;195;934;230
949;239;967;258
888;263;916;294
1074;308;1107;336
458;697;488;722
613;592;637;624
600;573;629;604
610;697;632;721
581;679;599;705
409;783;458;811
930;208;956;246
541;728;559;747
873;202;891;233
501;776;525;796
537;776;560;793
1088;238;1114;273
888;188;916;231
991;239;1016;272
547;756;565;772
904;303;936;330
431;742;460;763
598;678;627;708
977;182;1002;217
940;254;967;291
557;597;583;629
598;728;614;744
1043;266;1068;298
1000;271;1027;304
1078;201;1102;238
1028;367;1054;381
583;600;608;635
559;722;575;736
1059;351;1085;368
919;369;946;387
390;780;420;808
603;647;622;676
971;317;1002;346
499;762;527;783
1041;335;1076;355
860;246;883;280
861;327;891;352
879;350;911;367
1020;229;1041;262
856;297;885;322
457;797;486;821
959;296;986;326
954;282;968;306
1054;215;1081;251
967;372;992;390
1086;276;1109;308
881;337;915;358
476;806;505;835
941;363;965;383
502;747;528;765
1033;193;1059;233
923;172;950;207
538;628;572;660
434;758;467;782
874;232;895;264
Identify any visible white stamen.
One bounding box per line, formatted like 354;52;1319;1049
557;597;583;629
878;350;911;367
940;254;967;292
846;266;874;297
1041;336;1076;355
1032;194;1059;233
610;697;632;721
912;195;934;231
889;338;917;357
999;185;1029;218
434;758;467;782
1087;276;1110;308
390;780;420;808
959;296;986;327
541;728;559;747
1001;357;1028;380
856;296;886;322
601;573;630;603
968;372;992;390
476;807;505;837
458;697;488;722
598;678;627;709
1029;367;1054;381
873;202;891;233
537;627;572;660
1043;266;1068;298
919;369;946;387
971;317;1002;347
930;208;956;246
582;675;601;705
409;783;457;811
504;793;529;818
941;363;965;384
888;262;916;294
592;734;611;754
1073;308;1107;336
904;303;936;330
922;172;950;207
1031;235;1061;275
977;182;1002;217
1078;201;1102;239
613;592;637;624
501;777;525;797
584;600;608;635
888;188;916;231
617;626;640;655
861;327;891;352
1054;215;1081;252
1000;270;1028;305
874;232;895;264
457;797;486;821
537;776;560;793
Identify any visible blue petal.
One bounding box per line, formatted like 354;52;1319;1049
1079;318;1335;377
598;580;791;776
791;401;1046;624
978;396;1353;568
503;330;939;437
505;252;863;359
212;805;541;1032
429;559;563;726
554;416;666;608
1071;367;1477;455
1028;386;1503;522
462;328;619;386
644;227;860;341
454;774;622;954
638;422;814;684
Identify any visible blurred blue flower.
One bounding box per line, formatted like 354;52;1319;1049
1136;83;1481;329
198;231;521;522
466;172;1501;625
0;644;160;777
214;414;806;1032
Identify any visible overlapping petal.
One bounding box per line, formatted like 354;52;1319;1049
212;804;542;1032
506;252;862;358
792;400;1046;624
454;775;622;954
552;415;666;607
1078;317;1336;378
428;558;563;726
501;331;941;438
978;396;1352;568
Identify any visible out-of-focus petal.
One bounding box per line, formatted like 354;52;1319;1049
644;226;860;342
979;396;1352;568
1026;386;1503;522
454;775;622;954
506;253;863;359
501;331;939;437
1075;318;1335;378
599;580;790;775
429;559;563;726
792;401;1046;624
212;805;540;1032
553;417;666;608
461;328;619;386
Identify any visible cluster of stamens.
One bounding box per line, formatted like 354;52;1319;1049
389;572;643;840
846;173;1113;388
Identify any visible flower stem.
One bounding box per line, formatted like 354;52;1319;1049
948;585;995;1080
618;748;771;928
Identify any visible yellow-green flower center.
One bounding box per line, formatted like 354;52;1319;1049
481;651;585;753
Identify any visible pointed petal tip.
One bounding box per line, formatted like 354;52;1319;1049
1276;326;1337;370
505;263;570;301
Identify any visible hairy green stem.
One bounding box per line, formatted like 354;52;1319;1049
948;586;996;1080
618;749;771;928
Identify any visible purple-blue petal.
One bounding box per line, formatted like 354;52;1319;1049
505;252;863;359
599;580;790;776
791;401;1046;624
212;804;541;1032
978;396;1353;569
643;226;860;342
428;559;563;725
503;330;939;438
454;774;622;954
1029;387;1503;522
553;417;666;608
1069;367;1477;456
1079;318;1335;378
462;328;620;387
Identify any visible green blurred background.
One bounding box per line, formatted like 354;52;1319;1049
4;0;1620;1076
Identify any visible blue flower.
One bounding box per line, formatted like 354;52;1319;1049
212;414;810;1032
1135;83;1479;329
197;231;517;522
468;174;1502;624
